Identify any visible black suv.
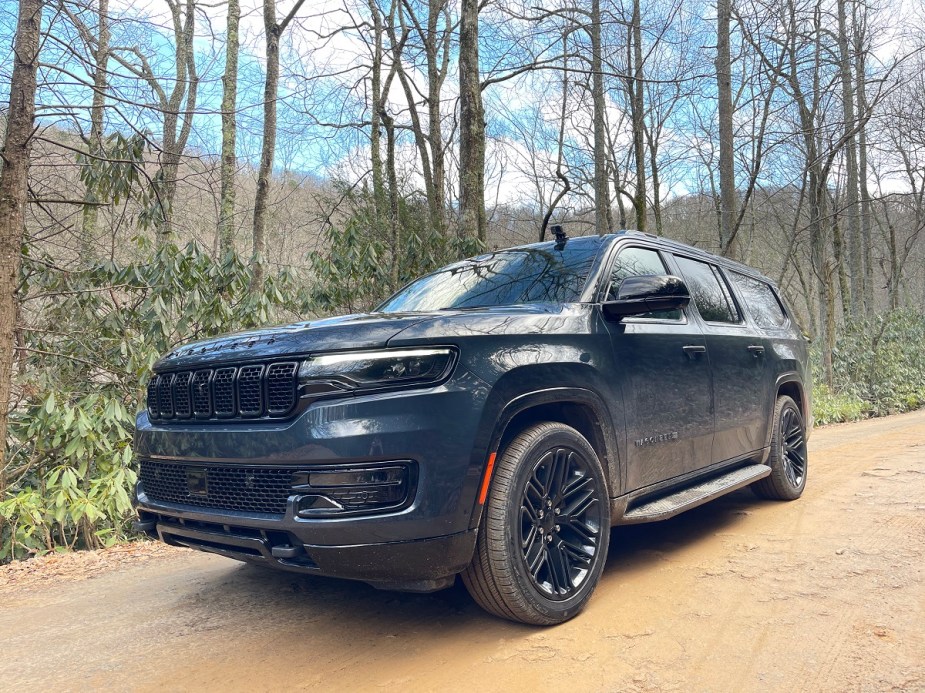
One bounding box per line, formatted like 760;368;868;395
134;230;811;625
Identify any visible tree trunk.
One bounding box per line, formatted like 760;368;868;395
382;109;400;290
426;0;448;237
831;210;851;320
810;174;835;387
218;0;240;256
853;1;874;314
837;0;862;318
630;0;647;232
590;0;611;236
0;0;42;507
646;129;663;235
459;0;485;243
251;0;305;285
81;0;110;260
156;0;198;245
367;0;386;243
716;0;739;257
887;217;900;310
252;0;280;286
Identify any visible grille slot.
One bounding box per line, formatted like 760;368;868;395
237;365;264;417
213;367;237;417
173;372;193;417
192;370;212;417
146;376;159;416
147;360;299;422
266;362;298;414
157;374;175;418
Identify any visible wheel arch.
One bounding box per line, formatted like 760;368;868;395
467;385;621;531
774;372;811;440
775;373;806;415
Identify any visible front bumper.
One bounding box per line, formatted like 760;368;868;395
133;371;490;585
134;506;476;588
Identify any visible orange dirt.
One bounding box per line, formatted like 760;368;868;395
2;410;924;691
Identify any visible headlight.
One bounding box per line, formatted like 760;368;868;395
297;347;457;396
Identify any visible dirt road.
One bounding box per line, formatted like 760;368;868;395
3;411;925;692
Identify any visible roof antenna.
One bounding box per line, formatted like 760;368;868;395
551;224;568;247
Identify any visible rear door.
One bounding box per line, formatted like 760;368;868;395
725;270;794;447
601;244;714;490
669;254;767;464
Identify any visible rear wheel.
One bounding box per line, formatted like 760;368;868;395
752;395;808;500
462;422;610;625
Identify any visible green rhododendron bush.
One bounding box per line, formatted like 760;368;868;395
812;310;925;424
1;241;303;560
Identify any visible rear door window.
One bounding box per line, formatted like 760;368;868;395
728;271;788;328
673;256;740;324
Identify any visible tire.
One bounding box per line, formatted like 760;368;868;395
752;395;808;501
462;422;611;625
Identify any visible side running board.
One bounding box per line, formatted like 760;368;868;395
619;464;771;524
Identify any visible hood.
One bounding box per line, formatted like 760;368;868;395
385;303;593;344
153;312;432;371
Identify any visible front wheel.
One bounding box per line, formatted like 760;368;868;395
752;395;808;501
462;422;611;625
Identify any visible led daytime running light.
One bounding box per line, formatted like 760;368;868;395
308;348;452;367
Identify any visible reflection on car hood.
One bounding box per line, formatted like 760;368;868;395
386;303;590;343
153;312;433;371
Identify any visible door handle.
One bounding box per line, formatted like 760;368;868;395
682;345;706;359
747;345;765;356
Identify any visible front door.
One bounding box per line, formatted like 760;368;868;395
602;245;714;490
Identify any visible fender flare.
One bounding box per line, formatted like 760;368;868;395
770;371;809;444
467;386;621;530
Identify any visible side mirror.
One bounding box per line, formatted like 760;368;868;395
601;274;691;320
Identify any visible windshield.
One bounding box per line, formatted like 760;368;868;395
377;238;603;312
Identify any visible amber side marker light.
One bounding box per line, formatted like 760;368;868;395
478;452;498;504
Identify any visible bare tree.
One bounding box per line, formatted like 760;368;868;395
110;0;199;242
79;0;111;253
590;0;611;235
218;0;241;255
459;0;486;242
836;0;863;316
1;0;43;507
252;0;307;286
630;0;647;232
716;0;738;256
853;0;874;312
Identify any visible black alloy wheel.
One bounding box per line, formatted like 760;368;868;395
779;405;807;488
463;422;610;625
753;395;808;501
519;446;602;600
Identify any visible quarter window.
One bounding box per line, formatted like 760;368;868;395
728;272;787;328
673;256;740;323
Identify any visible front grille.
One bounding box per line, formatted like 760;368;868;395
139;461;294;514
146;361;298;422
